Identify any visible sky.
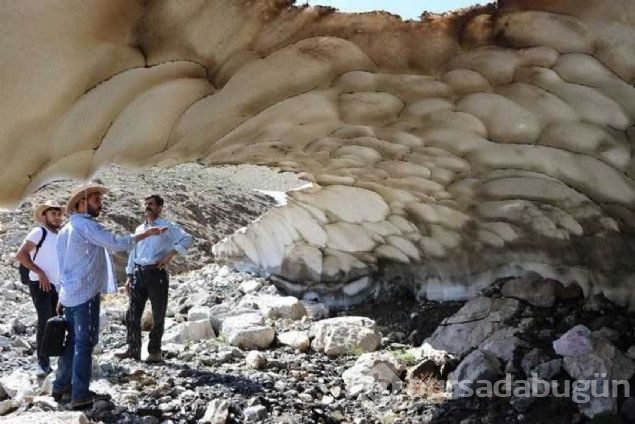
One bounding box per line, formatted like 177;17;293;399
303;0;483;19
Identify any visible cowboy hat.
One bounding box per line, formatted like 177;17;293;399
33;200;63;222
65;183;109;215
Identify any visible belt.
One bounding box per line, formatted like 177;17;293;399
135;263;160;271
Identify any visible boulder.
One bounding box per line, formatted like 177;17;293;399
164;319;215;344
208;305;258;333
521;348;552;376
425;297;520;357
240;294;307;320
558;325;635;418
243;405;267;422
245;351;266;369
501;277;562;308
239;280;262;294
0;370;35;400
0;412;89;424
450;349;503;399
478;327;528;362
311;316;381;356
187;306;211;322
201;399;230;424
221;313;275;350
553;325;593;357
141;308;154;332
0;399;19;416
277;331;311;351
300;300;329;321
342;352;406;397
532;359;562;380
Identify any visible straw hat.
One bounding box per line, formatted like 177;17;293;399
33;200;63;222
65;183;109;215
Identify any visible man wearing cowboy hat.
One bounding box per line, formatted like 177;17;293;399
15;200;64;377
53;183;166;410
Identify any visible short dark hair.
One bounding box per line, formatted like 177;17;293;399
144;194;164;207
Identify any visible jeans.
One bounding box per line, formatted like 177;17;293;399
53;294;100;401
28;281;58;370
127;268;169;357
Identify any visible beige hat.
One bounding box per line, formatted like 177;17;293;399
33;200;63;222
65;183;109;215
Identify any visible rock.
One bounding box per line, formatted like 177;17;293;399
200;399;230;424
521;348;552;376
141;308;154;331
246;351;266;369
478;327;528;362
0;399;19;416
560;327;635;418
187;306;210;322
559;283;584;301
583;294;614;312
510;387;536;413
11;319;26;334
593;327;620;342
0;370;35;400
221;313;275;350
243;405;267;422
163;319;215;344
342;352;406;397
239;280;262;294
405;346;455;399
277;331;310;351
622;397;635;422
330;386;342;398
450;349;502;399
501;277;562;308
241;295;307;320
208;305;258;333
13;337;30;349
0;335;11;349
300;300;330;321
425;297;520;357
311;316;381;356
532;359;562;380
0;412;89;423
553;325;594;357
99;310;109;332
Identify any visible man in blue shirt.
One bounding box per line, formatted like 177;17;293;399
53;183;166;410
115;194;193;363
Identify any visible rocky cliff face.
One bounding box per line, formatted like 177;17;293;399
2;0;635;307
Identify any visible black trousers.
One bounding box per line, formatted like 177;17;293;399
126;268;169;357
28;281;58;368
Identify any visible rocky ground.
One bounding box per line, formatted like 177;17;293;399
1;164;635;424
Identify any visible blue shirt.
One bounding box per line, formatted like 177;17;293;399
57;213;134;307
126;218;192;274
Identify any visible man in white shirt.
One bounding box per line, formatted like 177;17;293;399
15;200;63;377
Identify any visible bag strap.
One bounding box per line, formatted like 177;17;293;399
32;227;48;261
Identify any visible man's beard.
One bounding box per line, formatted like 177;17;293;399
45;220;61;229
87;206;101;217
145;208;158;219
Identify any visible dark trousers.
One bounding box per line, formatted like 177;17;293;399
28;281;58;369
126;268;169;357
